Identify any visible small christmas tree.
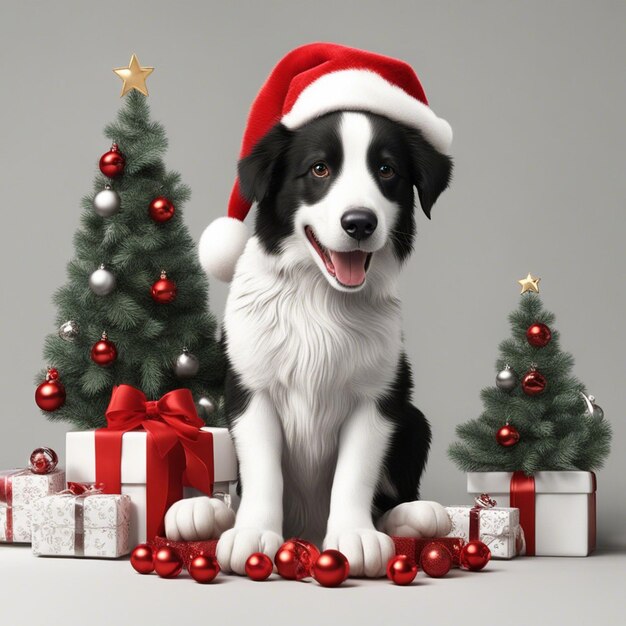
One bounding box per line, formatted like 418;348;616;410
448;274;611;474
35;55;224;429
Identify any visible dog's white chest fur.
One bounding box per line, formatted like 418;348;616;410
225;237;402;537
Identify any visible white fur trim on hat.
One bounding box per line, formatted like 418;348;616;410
281;69;453;154
198;217;249;283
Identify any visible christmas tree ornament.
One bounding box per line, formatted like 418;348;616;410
275;538;321;580
29;447;59;475
459;540;491;571
496;423;520;447
495;365;517;392
517;272;541;294
93;184;121;217
149;196;176;223
522;368;547;396
312;550;350;587
89;264;116;296
420;542;452;578
99;143;125;178
198;395;216;418
113;54;154;97
526;322;552;348
130;544;154;574
245;553;274;581
386;554;418;585
188;554;220;584
174;348;200;379
151;270;177;304
581;393;604;420
154;546;183;578
35;368;66;411
90;332;117;367
58;320;80;342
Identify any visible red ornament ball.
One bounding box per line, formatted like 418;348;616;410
149;197;176;223
151;271;177;304
275;539;321;580
496;423;520;447
35;369;66;411
90;333;117;367
526;322;552;348
29;447;59;475
312;550;350;587
130;544;154;574
245;552;274;581
154;546;183;578
386;554;418;586
99;143;125;178
459;541;491;571
420;542;452;578
189;554;220;584
521;369;547;396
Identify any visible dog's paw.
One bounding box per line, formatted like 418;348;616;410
323;528;395;578
164;497;235;541
216;527;284;575
379;500;451;538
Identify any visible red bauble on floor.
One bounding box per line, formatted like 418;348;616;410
420;542;452;578
99;143;125;178
245;553;274;581
386;554;418;585
312;550;350;587
189;554;220;583
275;539;321;580
130;544;155;574
153;547;183;578
459;540;491;571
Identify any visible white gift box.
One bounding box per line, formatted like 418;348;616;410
445;505;522;559
467;471;596;557
66;427;238;546
0;469;66;543
32;492;131;558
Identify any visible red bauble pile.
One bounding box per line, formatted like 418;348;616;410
245;552;274;581
29;447;59;475
496;423;520;447
526;322;552;348
35;368;66;411
420;542;452;578
99;143;125;178
275;538;321;580
189;554;220;584
311;549;350;587
130;544;155;574
154;546;184;578
151;270;177;304
459;541;491;571
386;554;418;585
90;332;117;367
149;197;176;223
521;368;547;396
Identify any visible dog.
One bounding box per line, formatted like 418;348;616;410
165;106;453;577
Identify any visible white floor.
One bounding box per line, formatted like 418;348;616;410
1;544;624;626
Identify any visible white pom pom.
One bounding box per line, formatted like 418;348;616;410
198;217;249;282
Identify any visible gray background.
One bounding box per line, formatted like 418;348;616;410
1;0;624;555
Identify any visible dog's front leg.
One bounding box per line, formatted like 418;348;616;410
323;401;396;578
216;390;284;574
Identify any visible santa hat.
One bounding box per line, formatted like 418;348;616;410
199;42;452;282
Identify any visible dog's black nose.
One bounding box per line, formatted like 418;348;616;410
341;209;378;241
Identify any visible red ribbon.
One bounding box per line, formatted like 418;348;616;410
95;385;214;541
0;469;29;542
468;494;497;541
510;471;536;556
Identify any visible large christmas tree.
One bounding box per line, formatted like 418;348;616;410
35;56;224;429
448;274;611;474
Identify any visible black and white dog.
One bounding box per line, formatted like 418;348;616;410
166;109;453;577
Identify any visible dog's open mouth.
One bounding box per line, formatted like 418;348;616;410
305;226;372;288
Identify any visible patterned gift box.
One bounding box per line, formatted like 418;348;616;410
0;469;66;543
445;504;523;559
31;491;131;558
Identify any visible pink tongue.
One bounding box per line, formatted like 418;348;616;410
329;250;368;286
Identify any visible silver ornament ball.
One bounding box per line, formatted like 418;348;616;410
93;185;121;217
496;365;518;392
198;395;216;419
58;320;80;341
89;265;116;296
174;348;200;379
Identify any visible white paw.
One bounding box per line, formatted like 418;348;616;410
379;500;452;538
164;497;235;541
216;527;283;575
323;528;395;578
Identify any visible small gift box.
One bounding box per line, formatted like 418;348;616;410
445;494;523;559
391;536;465;567
31;483;131;558
0;468;66;543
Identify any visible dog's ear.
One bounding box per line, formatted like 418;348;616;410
406;128;453;219
238;123;293;203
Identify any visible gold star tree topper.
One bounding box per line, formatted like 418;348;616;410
518;273;541;294
113;54;154;97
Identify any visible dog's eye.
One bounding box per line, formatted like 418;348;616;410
378;164;395;179
311;162;330;178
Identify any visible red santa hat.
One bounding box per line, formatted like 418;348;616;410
199;42;452;282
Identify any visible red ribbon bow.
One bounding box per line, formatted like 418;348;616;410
95;385;214;541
